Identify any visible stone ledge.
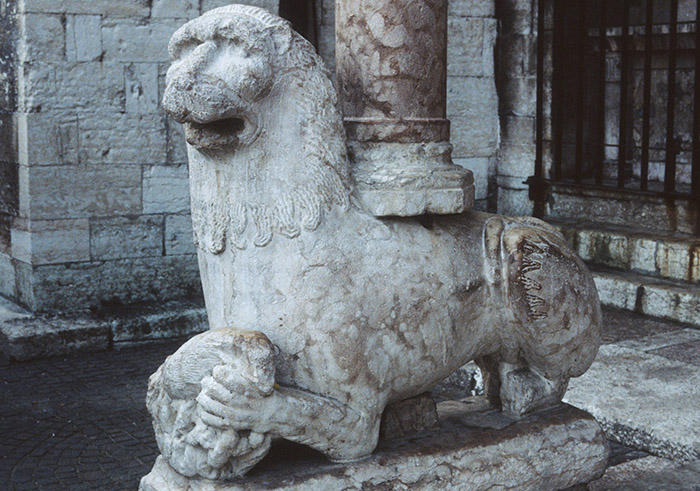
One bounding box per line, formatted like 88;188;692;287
141;399;609;491
544;184;697;235
592;268;700;326
0;297;207;362
565;343;700;462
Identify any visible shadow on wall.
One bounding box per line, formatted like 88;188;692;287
279;0;318;48
0;0;18;257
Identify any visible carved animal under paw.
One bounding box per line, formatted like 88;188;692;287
151;4;603;479
147;327;275;479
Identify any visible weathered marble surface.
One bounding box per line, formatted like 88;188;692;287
150;4;603;483
140;399;609;490
336;0;473;216
336;0;447;125
565;342;700;462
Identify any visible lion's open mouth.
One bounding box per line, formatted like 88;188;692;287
190;118;245;135
184;118;247;151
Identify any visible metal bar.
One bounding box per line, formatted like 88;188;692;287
553;0;563;181
617;0;631;188
640;0;654;191
665;0;679;194
692;0;700;201
596;0;607;185
534;0;545;183
574;0;587;183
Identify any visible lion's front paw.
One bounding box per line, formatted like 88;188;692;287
196;363;278;432
185;419;272;477
147;327;278;479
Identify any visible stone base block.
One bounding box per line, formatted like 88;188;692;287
140;398;609;490
349;141;475;217
355;184;475;217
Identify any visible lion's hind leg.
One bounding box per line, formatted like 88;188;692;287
479;215;602;419
476;355;568;418
268;388;383;464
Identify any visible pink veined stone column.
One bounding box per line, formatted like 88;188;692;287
336;0;473;217
337;0;448;142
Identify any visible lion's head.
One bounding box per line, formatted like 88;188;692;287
163;6;289;151
162;5;351;250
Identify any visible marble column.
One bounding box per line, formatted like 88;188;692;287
336;0;474;216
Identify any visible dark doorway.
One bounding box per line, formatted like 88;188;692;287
279;0;318;49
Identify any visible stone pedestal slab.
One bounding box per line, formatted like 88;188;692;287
140;398;609;490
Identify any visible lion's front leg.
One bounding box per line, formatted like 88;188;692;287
147;326;277;480
197;366;383;463
149;326;382;480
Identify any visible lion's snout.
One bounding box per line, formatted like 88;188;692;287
162;74;258;151
162;77;218;124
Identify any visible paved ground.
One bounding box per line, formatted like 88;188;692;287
1;308;699;490
566;309;700;463
0;340;183;490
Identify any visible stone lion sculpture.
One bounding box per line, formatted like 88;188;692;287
149;4;602;481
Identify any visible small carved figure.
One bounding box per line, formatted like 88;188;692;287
151;5;602;480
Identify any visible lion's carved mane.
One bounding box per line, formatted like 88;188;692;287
185;7;352;252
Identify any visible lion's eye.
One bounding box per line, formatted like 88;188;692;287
173;39;202;60
215;33;245;51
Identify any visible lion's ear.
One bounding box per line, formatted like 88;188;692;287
270;23;293;57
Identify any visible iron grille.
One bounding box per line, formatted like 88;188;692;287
532;0;700;204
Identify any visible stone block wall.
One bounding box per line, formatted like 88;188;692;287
1;0;504;312
316;0;500;211
0;0;276;311
447;1;499;211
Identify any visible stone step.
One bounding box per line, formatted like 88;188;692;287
543;218;700;325
564;331;700;462
102;299;207;343
550;219;700;284
0;296;207;362
592;267;700;326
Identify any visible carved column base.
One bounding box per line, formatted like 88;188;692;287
349;141;475;217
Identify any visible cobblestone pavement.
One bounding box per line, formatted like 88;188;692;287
1;308;698;490
0;339;185;490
